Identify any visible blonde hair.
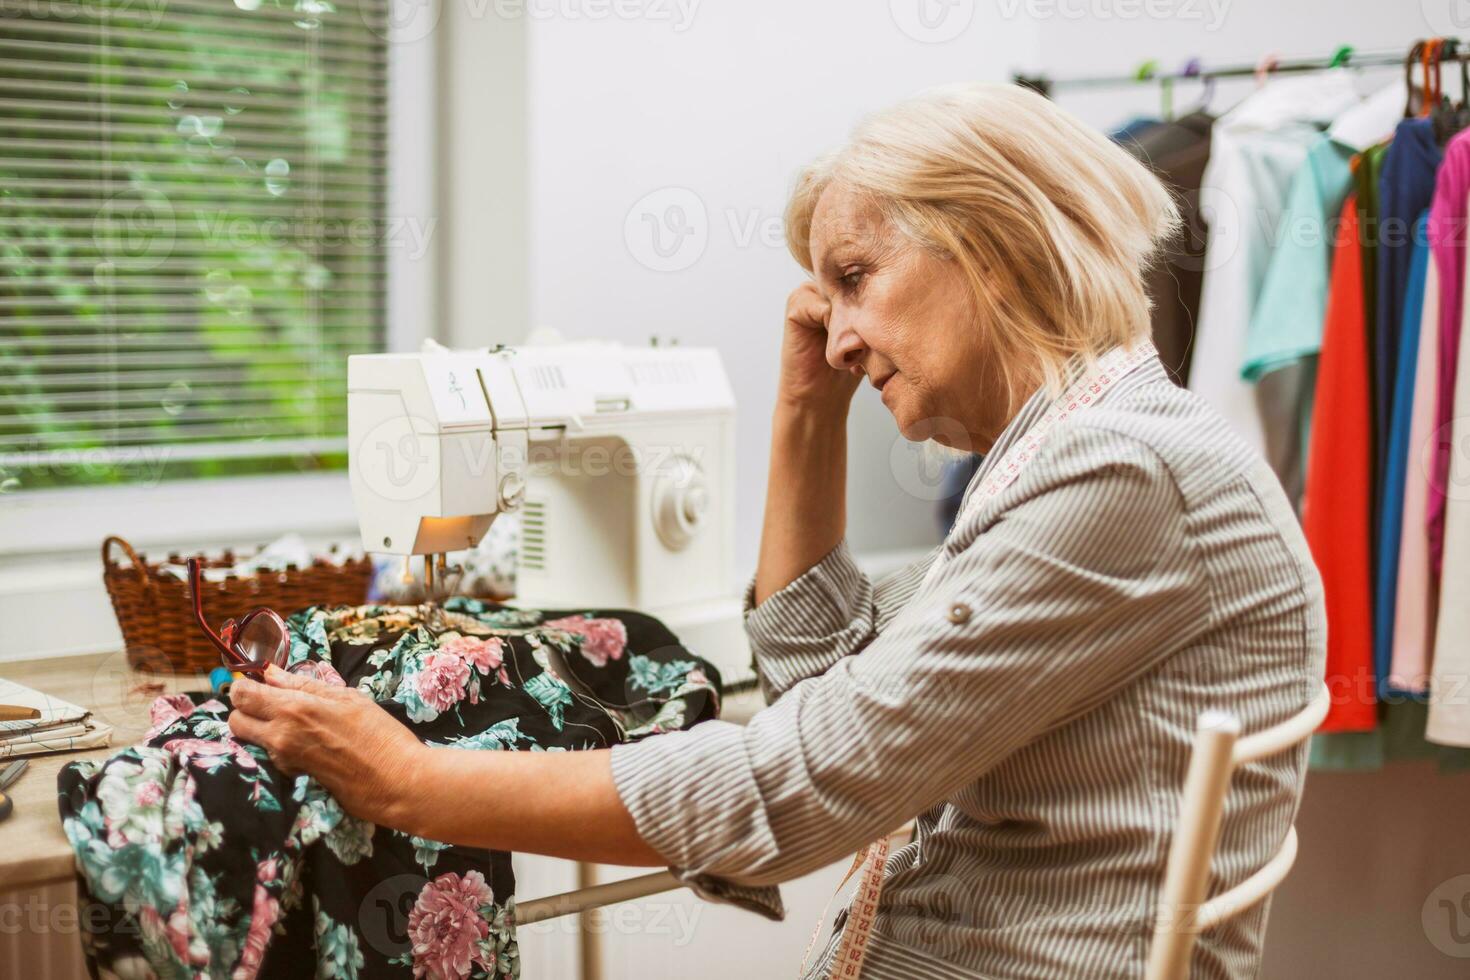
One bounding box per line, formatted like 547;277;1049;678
785;82;1180;407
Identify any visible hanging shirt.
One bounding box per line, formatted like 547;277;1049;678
1388;253;1441;693
1239;83;1405;513
1375;120;1444;497
1245;81;1406;380
1373;214;1431;699
1123;111;1214;386
1242;137;1352;508
1426;211;1470;746
1244;138;1355;379
1189;71;1363;457
1427;131;1470;574
1302;194;1377;733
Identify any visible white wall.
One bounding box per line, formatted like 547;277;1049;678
524;2;1041;569
438;0;529;349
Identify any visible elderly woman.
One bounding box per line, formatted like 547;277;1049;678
230;83;1325;978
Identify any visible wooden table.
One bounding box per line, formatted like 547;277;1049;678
2;650;208;892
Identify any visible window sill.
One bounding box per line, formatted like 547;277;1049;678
0;472;360;662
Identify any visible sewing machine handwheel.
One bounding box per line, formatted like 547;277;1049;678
652;455;707;550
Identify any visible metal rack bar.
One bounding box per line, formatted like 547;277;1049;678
1016;43;1448;91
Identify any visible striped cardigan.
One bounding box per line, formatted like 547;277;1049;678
612;353;1326;978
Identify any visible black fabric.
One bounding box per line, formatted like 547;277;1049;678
1123;110;1215;387
59;597;720;979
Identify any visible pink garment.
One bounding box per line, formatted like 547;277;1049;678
1427;132;1470;572
1388;257;1440;692
1427;216;1470;747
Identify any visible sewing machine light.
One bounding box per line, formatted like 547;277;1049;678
405;515;497;555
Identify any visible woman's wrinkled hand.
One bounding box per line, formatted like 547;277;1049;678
778;281;860;413
228;666;426;829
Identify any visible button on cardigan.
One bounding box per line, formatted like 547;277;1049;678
611;354;1326;979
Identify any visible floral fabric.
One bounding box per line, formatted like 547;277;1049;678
59;597;720;980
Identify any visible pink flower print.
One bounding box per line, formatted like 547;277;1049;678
161;738;260;774
416;652;471;716
543;616;627;667
144;693;197;741
441;635;505;675
134;782;164;808
687;669;709;688
165;903;193;966
233;858;281;980
407;870;495;980
496;666;511;687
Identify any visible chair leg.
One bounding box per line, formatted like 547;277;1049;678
1146;712;1240;980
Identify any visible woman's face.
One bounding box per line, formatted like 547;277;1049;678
807;182;1014;452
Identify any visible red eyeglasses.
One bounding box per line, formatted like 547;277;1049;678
188;558;297;676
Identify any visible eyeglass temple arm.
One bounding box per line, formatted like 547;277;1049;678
187;559;254;669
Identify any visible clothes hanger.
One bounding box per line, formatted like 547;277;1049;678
1326;44;1374;97
1430;38;1470;142
1132;59;1170;121
1423;38;1442;119
1405;40;1426;118
1181;57;1215;116
1253;51;1280;89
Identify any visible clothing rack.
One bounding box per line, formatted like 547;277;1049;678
1014;42;1462;95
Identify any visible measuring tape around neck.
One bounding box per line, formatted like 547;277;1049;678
801;340;1158;980
916;341;1158;596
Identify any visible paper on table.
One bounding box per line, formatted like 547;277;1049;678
0;721;112;759
4;721;89;744
0;676;113;757
0;676;90;734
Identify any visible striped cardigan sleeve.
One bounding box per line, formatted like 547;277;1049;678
612;423;1211;904
742;540;940;702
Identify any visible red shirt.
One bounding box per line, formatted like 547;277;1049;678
1302;194;1377;732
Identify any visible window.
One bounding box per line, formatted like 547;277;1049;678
0;0;390;492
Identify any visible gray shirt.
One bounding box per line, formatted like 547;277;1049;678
611;353;1326;979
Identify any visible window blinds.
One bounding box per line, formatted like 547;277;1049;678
0;0;390;491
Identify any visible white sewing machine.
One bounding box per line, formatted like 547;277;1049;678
346;340;753;688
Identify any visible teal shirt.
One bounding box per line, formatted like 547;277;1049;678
1242;135;1355;381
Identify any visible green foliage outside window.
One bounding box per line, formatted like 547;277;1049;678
0;0;388;491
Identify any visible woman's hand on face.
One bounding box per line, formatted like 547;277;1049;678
228;666;426;829
779;281;860;414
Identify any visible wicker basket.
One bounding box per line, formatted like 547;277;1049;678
102;535;374;675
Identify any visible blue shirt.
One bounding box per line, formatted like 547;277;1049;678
1375;120;1442;486
1374;213;1431;699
